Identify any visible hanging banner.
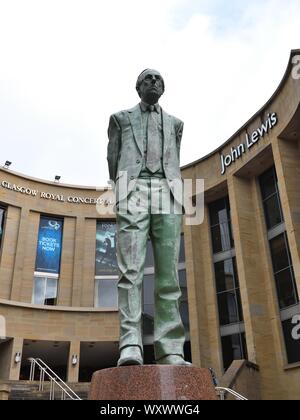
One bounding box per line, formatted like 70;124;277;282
95;222;118;275
35;217;63;274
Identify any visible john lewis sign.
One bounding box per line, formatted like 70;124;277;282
220;112;278;175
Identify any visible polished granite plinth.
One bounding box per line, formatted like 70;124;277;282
89;365;217;400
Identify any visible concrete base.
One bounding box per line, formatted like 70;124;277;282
89;365;217;400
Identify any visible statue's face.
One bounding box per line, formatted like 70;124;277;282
138;69;164;105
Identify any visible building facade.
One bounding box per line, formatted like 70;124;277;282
0;49;300;399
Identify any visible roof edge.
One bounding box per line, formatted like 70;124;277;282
0;167;110;192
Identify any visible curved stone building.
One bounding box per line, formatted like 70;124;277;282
0;49;300;399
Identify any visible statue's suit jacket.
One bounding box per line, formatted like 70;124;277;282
107;104;184;203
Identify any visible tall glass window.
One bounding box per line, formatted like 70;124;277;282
94;221;118;308
209;197;247;371
32;216;63;306
259;166;300;364
269;233;298;309
215;258;243;326
32;276;58;305
259;167;284;230
209;197;234;253
221;333;248;371
0;207;6;250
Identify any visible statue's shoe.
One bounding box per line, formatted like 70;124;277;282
117;346;143;367
157;355;192;366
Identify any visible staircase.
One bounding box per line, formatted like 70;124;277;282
8;381;90;400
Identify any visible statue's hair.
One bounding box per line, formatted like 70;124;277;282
136;69;165;94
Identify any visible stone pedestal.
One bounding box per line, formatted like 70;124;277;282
89;366;217;400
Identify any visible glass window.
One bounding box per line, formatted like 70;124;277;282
143;273;154;318
0;207;5;248
270;234;291;273
145;240;154;268
215;258;243;326
35;217;63;274
269;233;298;309
95;278;118;308
209;197;231;227
32;276;58;306
221;333;247;371
209;197;234;254
211;222;234;254
179;234;186;263
217;291;242;326
259;167;278;200
215;259;239;293
263;195;284;229
179;270;189;329
282;318;300;364
259;167;284;230
275;269;298;309
95;222;118;275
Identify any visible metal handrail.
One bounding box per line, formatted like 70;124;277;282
215;386;248;400
28;358;81;400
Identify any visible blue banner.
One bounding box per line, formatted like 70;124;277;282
95;222;118;275
35;217;63;274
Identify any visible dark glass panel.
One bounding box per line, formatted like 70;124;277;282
215;259;236;293
263;195;283;229
275;268;298;309
217;291;240;326
235;289;244;322
259;167;277;200
211;222;234;254
282;318;300;364
179;235;186;263
221;333;247;371
209;197;230;227
145;240;154;268
270;234;290;273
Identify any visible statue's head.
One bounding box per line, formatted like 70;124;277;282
136;69;165;105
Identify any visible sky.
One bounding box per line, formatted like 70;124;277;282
0;0;300;187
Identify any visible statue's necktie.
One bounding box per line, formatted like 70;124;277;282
146;106;161;173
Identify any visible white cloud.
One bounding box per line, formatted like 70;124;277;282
0;0;299;185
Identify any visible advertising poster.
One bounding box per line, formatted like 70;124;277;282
35;217;63;274
95;222;118;275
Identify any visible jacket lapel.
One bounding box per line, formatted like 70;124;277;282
128;105;143;156
162;110;171;156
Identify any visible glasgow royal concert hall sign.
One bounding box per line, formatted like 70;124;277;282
220;112;278;175
0;181;113;206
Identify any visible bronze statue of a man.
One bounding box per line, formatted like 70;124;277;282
107;69;190;366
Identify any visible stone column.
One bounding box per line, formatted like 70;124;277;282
67;341;80;383
81;219;97;307
10;208;30;301
0;206;21;300
59;217;76;306
9;337;23;381
71;217;85;307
